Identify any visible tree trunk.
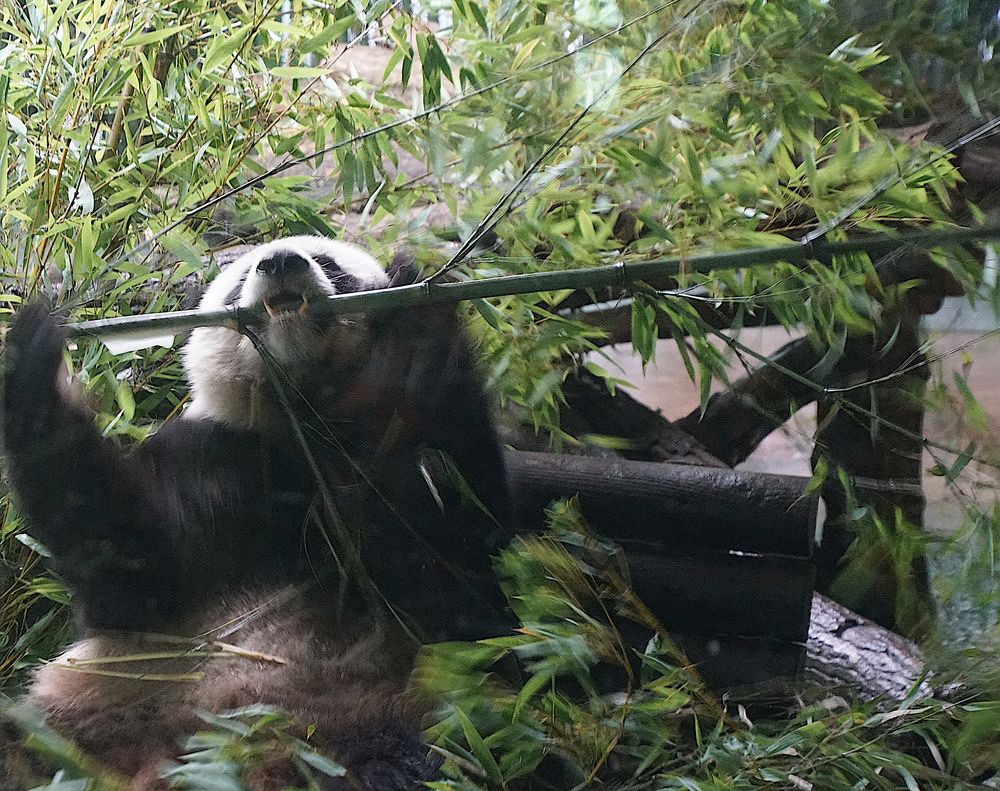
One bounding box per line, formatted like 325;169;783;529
813;309;933;638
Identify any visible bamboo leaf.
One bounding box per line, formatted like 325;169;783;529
270;66;329;79
123;26;189;47
298;750;347;778
302;15;356;51
114;379;136;421
202;26;251;73
454;706;504;785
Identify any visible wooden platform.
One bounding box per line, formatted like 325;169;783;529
507;451;819;687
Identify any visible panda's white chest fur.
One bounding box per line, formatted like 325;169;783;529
183;316;371;432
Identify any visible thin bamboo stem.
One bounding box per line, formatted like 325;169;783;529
65;224;1000;342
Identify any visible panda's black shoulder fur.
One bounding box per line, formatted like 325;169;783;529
0;239;514;789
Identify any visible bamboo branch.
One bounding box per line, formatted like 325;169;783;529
100;0;682;275
64;224;1000;342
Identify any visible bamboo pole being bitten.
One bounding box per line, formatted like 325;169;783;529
65;224;1000;343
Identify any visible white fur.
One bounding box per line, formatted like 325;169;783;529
197;236;389;312
184;237;390;429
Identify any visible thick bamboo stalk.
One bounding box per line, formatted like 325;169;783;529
65;224;1000;342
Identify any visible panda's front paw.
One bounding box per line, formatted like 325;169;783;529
3;301;68;440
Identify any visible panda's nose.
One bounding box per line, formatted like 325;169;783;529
257;252;309;278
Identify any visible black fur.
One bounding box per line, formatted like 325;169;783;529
0;271;514;788
314;252;369;293
4;303;309;631
3;297;513;637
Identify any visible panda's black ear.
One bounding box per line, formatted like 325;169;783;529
385;251;419;287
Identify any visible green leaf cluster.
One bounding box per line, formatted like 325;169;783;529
420;502;1000;790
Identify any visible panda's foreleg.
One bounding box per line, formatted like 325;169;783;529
2;303;182;629
368;303;514;529
356;305;515;639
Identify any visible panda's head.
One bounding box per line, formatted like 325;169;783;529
183;236;390;429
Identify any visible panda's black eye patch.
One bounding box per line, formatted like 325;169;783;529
314;253;365;293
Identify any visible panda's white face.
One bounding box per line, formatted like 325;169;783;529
183;236;390;429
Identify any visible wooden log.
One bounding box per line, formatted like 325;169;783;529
561;371;727;466
624;551;814;641
503;430;932;694
813;309;933;638
503;451;817;688
958;142;1000;187
687;594;931;699
669;316;933;636
506;451;818;558
675;335;830;467
673;302;940;473
806;593;931;701
610;622;806;688
679;633;806;687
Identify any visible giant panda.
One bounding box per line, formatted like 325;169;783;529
0;236;514;789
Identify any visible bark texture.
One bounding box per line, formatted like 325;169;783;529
806;593;931;701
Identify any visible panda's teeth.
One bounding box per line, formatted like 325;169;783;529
262;294;309;319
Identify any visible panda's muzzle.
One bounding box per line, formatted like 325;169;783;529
257;251;309;278
256;252;313;317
